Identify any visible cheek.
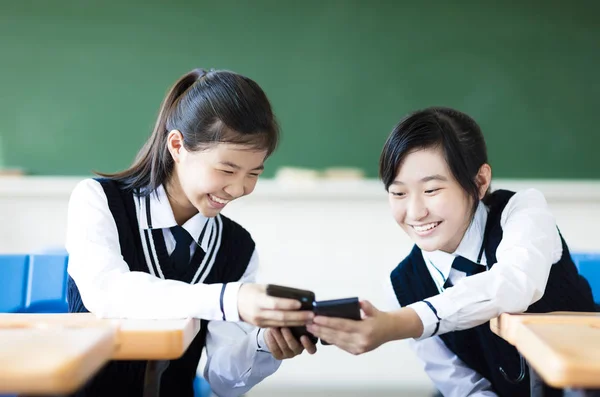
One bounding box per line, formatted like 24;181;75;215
244;178;258;194
178;166;213;195
431;192;469;227
389;199;406;223
428;195;450;218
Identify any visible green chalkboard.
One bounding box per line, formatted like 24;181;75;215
0;0;598;179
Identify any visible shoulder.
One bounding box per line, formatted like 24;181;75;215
69;178;138;215
501;188;550;221
69;178;107;205
217;213;254;244
390;245;422;280
507;188;548;207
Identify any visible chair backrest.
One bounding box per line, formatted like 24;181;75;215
571;252;600;303
0;254;69;313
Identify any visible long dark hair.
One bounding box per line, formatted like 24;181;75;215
379;107;489;213
98;68;279;194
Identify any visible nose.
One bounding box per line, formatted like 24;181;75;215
224;179;245;199
406;195;428;221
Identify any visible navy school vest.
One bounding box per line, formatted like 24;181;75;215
67;178;255;397
390;190;596;397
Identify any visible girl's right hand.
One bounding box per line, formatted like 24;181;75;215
237;284;314;327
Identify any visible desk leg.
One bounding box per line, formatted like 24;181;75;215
143;359;170;397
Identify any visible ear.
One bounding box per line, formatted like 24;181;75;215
166;130;185;163
476;163;492;199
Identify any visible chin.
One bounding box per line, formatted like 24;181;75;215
197;204;220;218
414;238;444;253
416;243;440;252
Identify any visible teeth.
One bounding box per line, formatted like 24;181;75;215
209;194;230;205
413;222;439;232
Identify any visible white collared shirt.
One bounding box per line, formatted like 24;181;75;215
66;179;281;397
385;188;563;397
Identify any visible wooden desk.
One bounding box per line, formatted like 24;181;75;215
107;315;202;360
0;313;202;360
0;313;202;396
0;315;116;395
491;312;600;392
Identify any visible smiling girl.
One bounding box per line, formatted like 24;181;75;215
307;107;595;397
66;69;316;397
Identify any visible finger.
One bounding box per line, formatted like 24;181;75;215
327;339;364;356
312;316;359;332
260;295;302;310
255;310;314;327
280;327;304;356
264;329;283;359
271;327;294;358
306;324;343;345
306;325;366;355
360;300;378;317
300;335;317;355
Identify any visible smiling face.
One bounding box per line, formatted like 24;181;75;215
387;147;474;253
167;130;267;221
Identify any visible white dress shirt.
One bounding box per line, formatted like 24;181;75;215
385;189;563;397
66;178;281;397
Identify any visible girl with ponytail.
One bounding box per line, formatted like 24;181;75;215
66;69;316;397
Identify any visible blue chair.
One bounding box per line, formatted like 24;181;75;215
571;252;600;304
0;254;69;314
0;253;212;396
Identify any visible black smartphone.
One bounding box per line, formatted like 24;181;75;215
265;284;318;344
313;297;361;345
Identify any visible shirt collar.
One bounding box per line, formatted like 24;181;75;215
140;185;209;243
421;200;489;281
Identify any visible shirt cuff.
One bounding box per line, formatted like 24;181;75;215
256;328;271;353
222;282;242;322
408;301;441;340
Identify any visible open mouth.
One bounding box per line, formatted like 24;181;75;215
207;193;231;208
411;221;442;236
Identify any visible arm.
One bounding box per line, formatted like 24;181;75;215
66;179;313;327
66;179;234;320
410;188;562;338
203;250;281;397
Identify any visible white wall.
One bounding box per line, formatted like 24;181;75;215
1;177;600;392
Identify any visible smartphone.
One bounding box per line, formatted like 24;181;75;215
313;297;361;345
265;284;318;344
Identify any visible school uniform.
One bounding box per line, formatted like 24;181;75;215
386;189;595;397
66;178;280;397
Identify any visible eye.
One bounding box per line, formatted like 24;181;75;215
390;191;406;197
220;170;234;175
424;188;440;194
248;173;260;178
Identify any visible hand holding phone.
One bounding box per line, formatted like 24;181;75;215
238;284;314;327
313;297;361;345
265;284;318;344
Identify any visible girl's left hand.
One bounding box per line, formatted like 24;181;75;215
306;300;393;355
264;327;318;360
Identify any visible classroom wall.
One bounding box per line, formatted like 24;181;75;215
1;176;599;393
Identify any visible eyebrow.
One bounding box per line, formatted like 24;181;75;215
219;161;264;171
391;174;448;185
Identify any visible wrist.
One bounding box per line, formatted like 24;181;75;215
386;307;424;341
